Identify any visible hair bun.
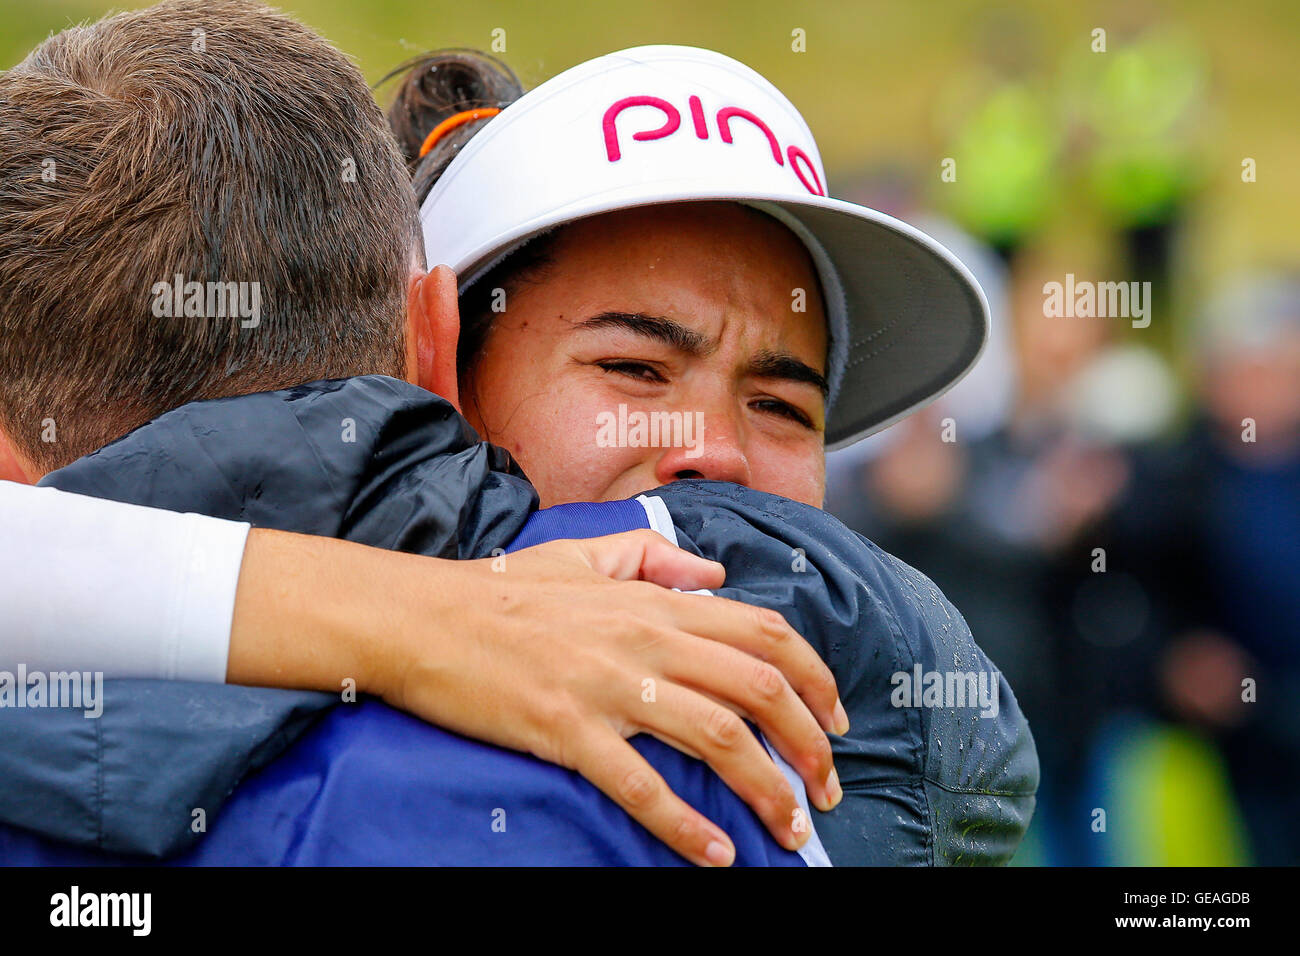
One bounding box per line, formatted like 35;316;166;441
383;49;522;200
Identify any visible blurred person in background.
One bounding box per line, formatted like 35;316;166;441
1108;272;1300;865
827;237;1185;863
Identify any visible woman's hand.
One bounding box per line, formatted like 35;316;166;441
229;528;846;866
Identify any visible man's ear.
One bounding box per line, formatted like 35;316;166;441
406;264;462;412
0;428;36;484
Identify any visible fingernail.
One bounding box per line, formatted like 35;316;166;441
705;839;734;867
825;766;842;808
788;823;809;850
832;699;850;736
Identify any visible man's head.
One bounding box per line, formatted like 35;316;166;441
460;202;829;508
0;0;433;479
1196;272;1300;451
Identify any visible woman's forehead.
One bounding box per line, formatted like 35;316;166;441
522;202;829;358
559;201;811;263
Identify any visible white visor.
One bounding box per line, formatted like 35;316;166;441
419;44;988;450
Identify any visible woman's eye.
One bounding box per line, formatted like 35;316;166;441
597;361;665;383
752;398;814;429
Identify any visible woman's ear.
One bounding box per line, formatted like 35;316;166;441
406;264;462;411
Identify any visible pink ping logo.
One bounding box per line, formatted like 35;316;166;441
602;94;825;196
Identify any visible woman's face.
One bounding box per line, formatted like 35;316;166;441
461;202;829;508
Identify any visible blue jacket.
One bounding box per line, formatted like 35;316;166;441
0;377;1036;864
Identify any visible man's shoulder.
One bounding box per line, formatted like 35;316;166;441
41;375;536;556
44;376;471;499
649;479;959;637
649;479;1040;864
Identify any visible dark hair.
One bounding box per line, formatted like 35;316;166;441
384;48;522;203
382;49;557;376
0;0;418;471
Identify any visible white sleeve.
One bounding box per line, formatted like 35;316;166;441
0;481;249;682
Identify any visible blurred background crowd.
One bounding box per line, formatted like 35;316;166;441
4;0;1296;864
820;11;1300;865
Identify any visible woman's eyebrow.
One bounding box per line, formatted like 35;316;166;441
747;350;829;397
575;312;714;356
575;311;827;395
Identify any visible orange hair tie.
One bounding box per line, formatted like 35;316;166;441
417;108;502;159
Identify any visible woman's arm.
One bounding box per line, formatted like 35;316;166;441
1;482;843;864
0;482;245;681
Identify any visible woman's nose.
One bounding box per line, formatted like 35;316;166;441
651;405;751;488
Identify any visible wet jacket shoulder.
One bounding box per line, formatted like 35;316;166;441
653;480;1040;865
45;375;536;558
0;682;329;856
